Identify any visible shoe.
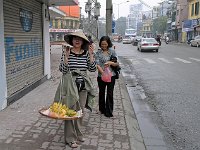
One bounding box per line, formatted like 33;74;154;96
96;110;104;115
66;141;78;148
104;113;113;118
77;138;85;142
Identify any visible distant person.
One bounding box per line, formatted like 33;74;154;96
165;36;169;44
95;36;119;118
156;35;161;46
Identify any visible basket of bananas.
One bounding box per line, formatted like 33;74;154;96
39;102;82;120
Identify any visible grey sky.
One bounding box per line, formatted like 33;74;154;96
79;0;162;18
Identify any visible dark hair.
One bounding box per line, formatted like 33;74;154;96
88;35;91;39
99;36;113;48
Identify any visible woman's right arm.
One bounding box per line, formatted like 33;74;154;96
95;51;104;75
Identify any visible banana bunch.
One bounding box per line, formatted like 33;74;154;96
49;102;77;117
66;109;77;117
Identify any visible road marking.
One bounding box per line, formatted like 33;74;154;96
143;58;156;64
128;58;140;65
158;58;173;63
174;58;191;63
140;93;147;100
189;57;200;62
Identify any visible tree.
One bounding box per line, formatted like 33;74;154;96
152;16;167;35
115;17;126;36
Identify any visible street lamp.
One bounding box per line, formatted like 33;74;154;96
113;0;129;19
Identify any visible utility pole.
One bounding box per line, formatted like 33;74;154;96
84;0;100;40
106;0;112;36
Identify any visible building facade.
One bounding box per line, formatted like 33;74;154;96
0;0;78;111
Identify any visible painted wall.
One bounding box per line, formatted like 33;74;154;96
59;6;80;18
176;0;188;29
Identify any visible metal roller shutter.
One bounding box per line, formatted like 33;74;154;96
4;0;44;97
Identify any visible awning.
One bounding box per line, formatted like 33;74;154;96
38;0;79;6
49;7;66;18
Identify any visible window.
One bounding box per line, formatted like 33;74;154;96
191;3;194;16
195;2;199;15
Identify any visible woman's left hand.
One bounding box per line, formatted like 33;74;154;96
104;61;114;67
88;44;94;56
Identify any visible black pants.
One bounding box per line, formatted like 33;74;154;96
97;76;116;117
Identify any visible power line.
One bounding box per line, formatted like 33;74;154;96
137;0;152;9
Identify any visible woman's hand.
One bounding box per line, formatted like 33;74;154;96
88;44;94;56
64;45;71;58
88;44;95;63
63;44;71;64
104;61;114;67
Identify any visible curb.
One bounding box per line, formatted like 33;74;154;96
119;75;146;150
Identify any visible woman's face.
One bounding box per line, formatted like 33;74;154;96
100;40;108;51
72;36;83;48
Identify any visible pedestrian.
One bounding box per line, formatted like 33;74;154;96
156;35;161;46
57;31;96;148
95;36;119;118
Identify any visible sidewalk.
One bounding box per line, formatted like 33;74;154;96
0;45;145;150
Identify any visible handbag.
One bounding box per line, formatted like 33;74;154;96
75;76;85;92
110;55;121;79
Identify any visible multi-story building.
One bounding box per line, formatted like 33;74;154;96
142;19;153;37
152;6;160;19
158;0;172;17
176;0;188;42
127;4;143;30
186;0;200;39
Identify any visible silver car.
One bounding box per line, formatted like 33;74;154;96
122;36;132;44
137;38;159;52
190;35;200;47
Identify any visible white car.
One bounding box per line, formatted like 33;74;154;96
137;38;159;52
190;35;200;47
122;36;132;44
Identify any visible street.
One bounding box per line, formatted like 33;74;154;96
115;42;200;150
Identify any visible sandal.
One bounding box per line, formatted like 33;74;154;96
77;137;85;142
66;141;78;148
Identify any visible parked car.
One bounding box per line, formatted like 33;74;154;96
187;38;193;45
190;36;200;47
122;36;132;44
132;36;143;46
137;38;159;52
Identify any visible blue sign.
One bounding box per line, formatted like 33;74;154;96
112;28;115;33
183;20;192;28
112;21;116;28
19;8;33;32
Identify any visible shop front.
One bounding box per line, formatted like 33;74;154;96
0;0;78;111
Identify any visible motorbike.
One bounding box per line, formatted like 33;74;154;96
165;38;169;44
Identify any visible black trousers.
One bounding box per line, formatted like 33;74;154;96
97;76;116;117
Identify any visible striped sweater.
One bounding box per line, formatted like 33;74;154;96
59;49;96;74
